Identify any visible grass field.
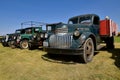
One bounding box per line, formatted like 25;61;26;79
0;38;120;80
115;36;120;43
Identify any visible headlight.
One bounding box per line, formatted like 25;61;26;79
73;30;80;37
13;36;16;39
40;34;44;38
17;36;21;40
5;35;9;42
44;33;48;38
33;35;36;38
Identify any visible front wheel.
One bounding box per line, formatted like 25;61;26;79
2;42;8;47
9;41;16;49
80;38;94;63
20;40;29;49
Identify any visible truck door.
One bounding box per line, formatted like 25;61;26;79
92;16;100;35
92;16;101;43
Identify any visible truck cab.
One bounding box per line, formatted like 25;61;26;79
19;27;42;49
43;14;101;63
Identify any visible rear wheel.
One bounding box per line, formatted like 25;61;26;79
106;36;114;49
80;38;94;63
20;40;29;49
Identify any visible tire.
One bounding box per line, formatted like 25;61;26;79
20;40;29;49
106;37;114;49
28;43;34;50
29;44;39;50
80;38;94;63
8;41;11;47
9;41;16;49
2;43;8;47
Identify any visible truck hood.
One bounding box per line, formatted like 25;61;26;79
55;23;91;33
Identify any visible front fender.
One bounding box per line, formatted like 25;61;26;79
80;32;96;45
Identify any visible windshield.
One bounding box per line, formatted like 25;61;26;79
68;17;78;24
68;16;92;24
46;25;55;32
25;28;32;34
15;30;21;34
34;28;40;33
79;16;91;24
15;29;25;34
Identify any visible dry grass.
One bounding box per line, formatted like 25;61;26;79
0;42;120;80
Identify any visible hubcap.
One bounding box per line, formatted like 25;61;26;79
22;41;28;49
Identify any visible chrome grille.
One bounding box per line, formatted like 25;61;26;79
49;34;72;48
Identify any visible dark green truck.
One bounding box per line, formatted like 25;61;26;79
14;27;43;49
28;30;47;49
8;29;25;48
43;14;118;63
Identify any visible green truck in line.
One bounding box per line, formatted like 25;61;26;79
9;21;47;49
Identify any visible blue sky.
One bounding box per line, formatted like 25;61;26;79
0;0;120;35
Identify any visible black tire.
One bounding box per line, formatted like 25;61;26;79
80;38;94;63
28;43;34;50
9;41;16;49
8;41;11;47
20;40;29;49
2;43;8;47
106;36;114;49
28;43;39;50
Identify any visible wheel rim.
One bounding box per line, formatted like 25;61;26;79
84;38;94;62
22;41;28;49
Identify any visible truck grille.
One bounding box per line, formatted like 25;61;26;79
49;34;73;48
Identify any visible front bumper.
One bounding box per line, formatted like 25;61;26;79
29;40;43;46
43;47;84;55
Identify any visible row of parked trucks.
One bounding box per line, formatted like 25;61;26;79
0;14;118;63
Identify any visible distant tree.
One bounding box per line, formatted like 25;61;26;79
118;32;120;36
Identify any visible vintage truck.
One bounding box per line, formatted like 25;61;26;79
16;27;42;49
1;29;25;47
1;34;9;47
9;21;46;49
43;14;118;63
28;30;47;50
8;28;25;48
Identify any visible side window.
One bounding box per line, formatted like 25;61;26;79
68;18;78;24
34;28;40;33
47;26;52;31
93;16;99;25
25;29;32;34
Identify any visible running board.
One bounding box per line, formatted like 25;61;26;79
97;44;106;50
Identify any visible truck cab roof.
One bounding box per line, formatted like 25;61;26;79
68;14;100;25
68;14;99;21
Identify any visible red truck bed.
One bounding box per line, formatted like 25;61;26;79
100;19;118;37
